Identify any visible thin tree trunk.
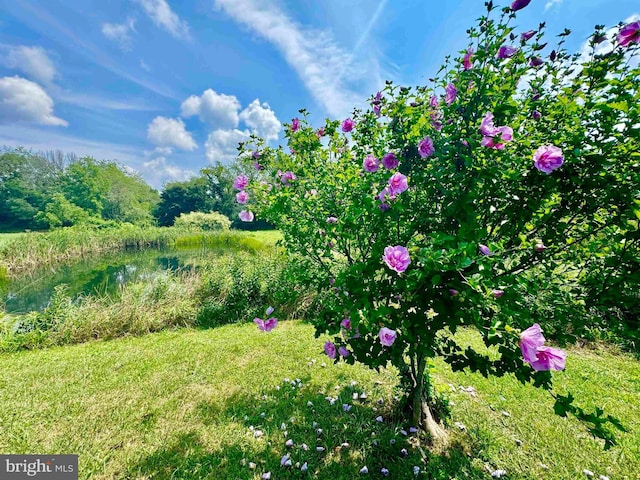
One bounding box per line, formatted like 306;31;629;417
410;354;449;446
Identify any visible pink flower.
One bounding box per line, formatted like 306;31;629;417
492;289;504;298
617;21;640;47
463;47;474;70
387;172;408;196
445;83;457;105
511;0;531;11
535;243;547;252
340;318;351;330
520;323;545;363
498;45;518;59
418;136;435;158
239;210;254;222
383;245;411;273
533;145;564;174
316;127;325;138
521;30;536;42
382;153;399;170
363;154;380;172
291;118;300;132
342;118;355;132
254;317;278;332
529;346;566;371
236;191;249;204
379;327;397;347
338;346;350;357
324;341;337;359
480;113;513;149
479;244;492;256
281;171;297;184
233;174;249;190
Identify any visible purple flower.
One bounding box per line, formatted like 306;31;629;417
529;56;544;68
239;210;254;222
379;203;390;211
387;172;408;196
338;346;350;357
381;153;399;170
254;317;278;332
521;30;536;42
519;323;545;363
418;136;435;158
252;150;261;159
535;243;547;252
479;244;492;256
290;118;300;132
379;327;397;347
529;346;566;371
363;154;380;172
326;216;338;224
618;21;640;47
342;118;355;132
463;47;474;70
233;174;249;190
324;341;337;359
341;318;351;330
316;127;325;138
281;171;297;184
236;191;249;204
492;289;504;298
373;104;381;117
511;0;532;11
480;113;498;136
266;306;275;315
445;83;457;105
532;110;542;120
480;113;513;149
383;245;411;273
253;162;262;171
449;289;459;296
498;45;518;59
533;145;564;174
429;95;439;108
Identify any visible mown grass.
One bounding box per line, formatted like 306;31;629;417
0;321;637;480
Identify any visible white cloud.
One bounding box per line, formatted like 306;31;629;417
4;45;56;84
213;0;379;117
544;0;563;11
205;128;250;163
180;89;241;128
135;0;190;39
139;156;195;189
147;116;197;150
140;58;151;71
102;18;136;51
0;76;67;126
239;99;281;141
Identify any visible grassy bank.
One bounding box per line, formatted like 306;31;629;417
0;226;281;277
0;321;637;479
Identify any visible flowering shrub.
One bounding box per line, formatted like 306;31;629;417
234;1;638;446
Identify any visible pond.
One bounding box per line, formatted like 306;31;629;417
1;247;212;314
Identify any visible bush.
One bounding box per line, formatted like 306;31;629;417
173;211;232;231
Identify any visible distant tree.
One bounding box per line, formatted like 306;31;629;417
154;177;216;226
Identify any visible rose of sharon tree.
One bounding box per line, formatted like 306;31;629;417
235;1;638;446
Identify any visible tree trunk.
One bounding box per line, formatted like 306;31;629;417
410;354;449;447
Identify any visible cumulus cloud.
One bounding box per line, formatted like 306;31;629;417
139;156;195;189
0;76;67;126
4;46;56;84
180;89;241;128
102;18;136;51
213;0;379;117
239;99;281;141
135;0;190;39
147;116;197;150
205;128;250;163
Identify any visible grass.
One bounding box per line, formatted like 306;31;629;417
0;321;637;479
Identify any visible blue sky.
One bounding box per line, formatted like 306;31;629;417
0;0;638;189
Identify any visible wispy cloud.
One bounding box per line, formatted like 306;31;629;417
213;0;381;117
102;17;136;51
544;0;563;12
354;0;389;53
135;0;190;40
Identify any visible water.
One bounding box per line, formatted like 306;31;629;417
1;247;211;314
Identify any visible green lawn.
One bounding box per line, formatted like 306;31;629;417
0;321;638;479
